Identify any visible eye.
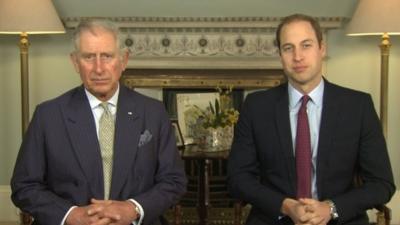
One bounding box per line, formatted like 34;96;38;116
101;53;114;60
281;45;293;53
302;41;314;49
81;54;95;61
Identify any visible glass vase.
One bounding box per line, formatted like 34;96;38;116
197;126;233;152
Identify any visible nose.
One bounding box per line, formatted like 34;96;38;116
94;57;104;74
293;48;304;62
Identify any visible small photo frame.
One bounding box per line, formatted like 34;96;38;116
171;119;184;148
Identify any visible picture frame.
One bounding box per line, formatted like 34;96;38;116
171;119;184;148
176;92;219;145
163;88;244;145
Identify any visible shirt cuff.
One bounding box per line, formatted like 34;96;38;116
61;206;77;225
128;199;144;225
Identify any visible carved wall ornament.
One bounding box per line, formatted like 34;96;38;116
63;17;345;69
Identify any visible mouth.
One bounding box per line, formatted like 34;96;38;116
92;79;110;85
293;66;307;73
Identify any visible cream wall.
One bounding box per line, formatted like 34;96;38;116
325;28;400;224
1;0;399;223
52;0;356;17
326;29;400;184
0;33;80;186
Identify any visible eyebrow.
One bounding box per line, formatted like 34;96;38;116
301;39;314;44
78;51;115;55
281;38;315;48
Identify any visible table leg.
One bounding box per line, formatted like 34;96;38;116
197;159;210;225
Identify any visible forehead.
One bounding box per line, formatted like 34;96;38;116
280;20;317;44
78;27;118;52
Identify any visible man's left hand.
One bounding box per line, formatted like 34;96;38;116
298;198;331;225
89;199;139;225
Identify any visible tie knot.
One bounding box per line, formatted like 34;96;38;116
100;102;111;114
301;95;310;107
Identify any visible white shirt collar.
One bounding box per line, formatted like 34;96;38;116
288;79;324;109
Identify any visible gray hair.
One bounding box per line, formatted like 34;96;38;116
72;19;126;53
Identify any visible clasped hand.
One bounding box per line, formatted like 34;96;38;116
66;198;138;225
282;198;331;225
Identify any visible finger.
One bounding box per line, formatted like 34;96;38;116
87;205;104;216
299;198;316;205
90;216;112;225
103;211;122;221
88;214;100;223
92;199;114;208
298;211;314;223
304;204;316;213
309;216;324;225
91;198;101;204
92;198;108;204
296;221;313;225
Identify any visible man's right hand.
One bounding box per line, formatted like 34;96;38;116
281;198;308;224
65;204;112;225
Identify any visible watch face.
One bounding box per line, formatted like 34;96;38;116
326;200;339;220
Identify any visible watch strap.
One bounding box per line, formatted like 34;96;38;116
325;199;339;220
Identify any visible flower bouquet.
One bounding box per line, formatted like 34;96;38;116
185;88;239;151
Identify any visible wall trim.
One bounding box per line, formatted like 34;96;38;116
63;16;346;29
63;17;345;69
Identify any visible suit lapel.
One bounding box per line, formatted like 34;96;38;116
316;81;341;198
110;86;141;199
275;85;297;195
63;87;104;199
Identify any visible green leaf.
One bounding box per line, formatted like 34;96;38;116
215;99;220;116
209;101;215;114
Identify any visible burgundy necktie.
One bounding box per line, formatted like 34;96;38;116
295;95;312;199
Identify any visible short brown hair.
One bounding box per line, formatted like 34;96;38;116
275;14;323;51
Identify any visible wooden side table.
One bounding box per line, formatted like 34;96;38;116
181;145;230;225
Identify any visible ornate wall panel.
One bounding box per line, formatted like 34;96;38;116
64;17;345;69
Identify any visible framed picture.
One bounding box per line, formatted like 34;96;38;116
176;92;219;144
163;88;244;145
171;119;184;148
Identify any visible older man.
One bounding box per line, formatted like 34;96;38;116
11;19;186;225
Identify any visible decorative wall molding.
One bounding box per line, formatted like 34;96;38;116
63;17;346;69
63;16;345;29
122;69;285;89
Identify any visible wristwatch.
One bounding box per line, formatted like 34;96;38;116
325;200;339;220
134;205;141;219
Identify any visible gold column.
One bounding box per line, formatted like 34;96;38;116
19;32;30;135
19;33;34;225
379;33;390;139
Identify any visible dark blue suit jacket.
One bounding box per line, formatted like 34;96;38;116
228;80;395;225
11;85;187;225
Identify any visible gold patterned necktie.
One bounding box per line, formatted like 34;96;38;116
99;102;115;200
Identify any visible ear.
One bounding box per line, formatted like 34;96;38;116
70;53;80;73
120;50;130;71
320;41;327;58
